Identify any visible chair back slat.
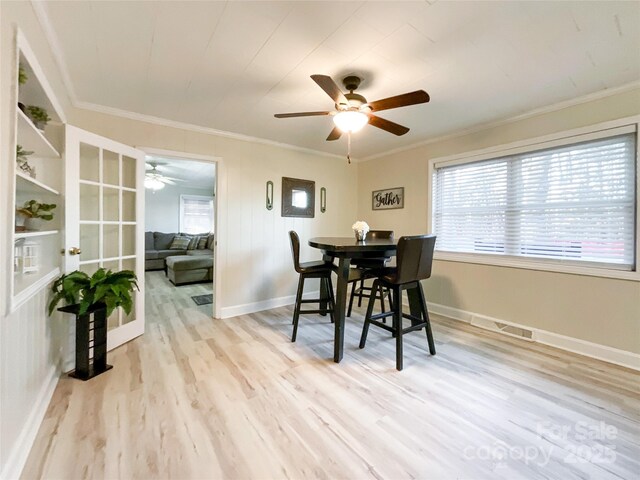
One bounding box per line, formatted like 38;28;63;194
365;230;394;241
289;231;302;273
395;235;436;284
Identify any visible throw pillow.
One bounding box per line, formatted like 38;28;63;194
154;232;175;250
206;233;215;250
187;235;200;250
170;235;191;250
197;237;208;249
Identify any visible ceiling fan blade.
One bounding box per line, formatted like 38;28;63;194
368;90;430;112
274;111;331;118
162;176;185;182
326;127;342;141
161;178;177;185
311;74;349;106
368;114;410;136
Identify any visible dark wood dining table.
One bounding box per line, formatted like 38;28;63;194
309;236;424;363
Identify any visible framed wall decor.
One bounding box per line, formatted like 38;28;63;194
372;187;404;210
282;177;315;218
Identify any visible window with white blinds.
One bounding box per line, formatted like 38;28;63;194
432;131;637;270
180;195;214;235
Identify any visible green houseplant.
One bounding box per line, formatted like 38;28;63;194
18;64;28;85
16;144;33;163
48;268;139;317
25;105;50;130
16;145;35;177
15;200;56;231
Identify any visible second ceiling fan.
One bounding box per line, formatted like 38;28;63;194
274;74;430;141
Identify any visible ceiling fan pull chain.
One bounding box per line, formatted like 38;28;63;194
347;131;352;164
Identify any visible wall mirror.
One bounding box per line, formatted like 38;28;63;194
282;177;315;218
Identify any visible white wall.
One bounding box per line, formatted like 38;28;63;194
145;184;214;233
69;108;358;312
0;3;73;478
0;3;357;477
357;87;640;356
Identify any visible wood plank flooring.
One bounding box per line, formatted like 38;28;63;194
22;271;640;479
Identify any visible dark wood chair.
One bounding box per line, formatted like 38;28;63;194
359;235;437;371
347;230;394;317
288;231;336;342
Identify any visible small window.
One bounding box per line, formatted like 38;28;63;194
179;195;214;235
432;131;637;270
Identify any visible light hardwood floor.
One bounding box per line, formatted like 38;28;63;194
22;271;640;479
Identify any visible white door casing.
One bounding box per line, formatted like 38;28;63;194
65;125;145;351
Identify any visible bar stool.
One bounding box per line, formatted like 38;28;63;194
289;231;336;342
347;230;394;316
359;235;437;371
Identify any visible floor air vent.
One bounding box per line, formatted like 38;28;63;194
470;316;534;341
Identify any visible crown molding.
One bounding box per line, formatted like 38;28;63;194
74;101;346;160
30;0;639;164
31;0;78;106
30;0;345;161
360;80;640;162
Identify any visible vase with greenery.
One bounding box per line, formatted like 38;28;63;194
15;199;56;232
48;268;139;317
16;144;35;178
25;105;50;130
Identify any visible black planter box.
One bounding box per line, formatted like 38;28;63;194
58;303;113;380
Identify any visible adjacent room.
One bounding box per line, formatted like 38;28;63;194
0;1;638;480
144;155;217;315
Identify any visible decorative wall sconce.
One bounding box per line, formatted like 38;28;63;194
266;180;274;210
320;187;327;213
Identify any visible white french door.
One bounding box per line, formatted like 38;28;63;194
64;125;145;351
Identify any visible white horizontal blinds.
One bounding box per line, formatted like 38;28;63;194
433;159;508;254
433;133;636;269
181;196;214;234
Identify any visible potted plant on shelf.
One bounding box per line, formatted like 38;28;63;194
18;64;28;85
25;105;50;131
15;199;56;232
48;268;139;380
16;144;35;178
18;64;27;113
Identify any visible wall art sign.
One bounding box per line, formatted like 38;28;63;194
372;187;404;210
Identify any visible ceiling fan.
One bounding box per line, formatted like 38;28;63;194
145;162;184;191
274;74;430;141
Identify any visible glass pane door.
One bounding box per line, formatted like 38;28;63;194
65;126;144;351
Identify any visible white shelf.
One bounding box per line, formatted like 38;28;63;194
11;267;60;313
17;109;59;158
16;171;59;195
14;230;59;239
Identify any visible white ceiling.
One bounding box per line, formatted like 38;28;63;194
40;1;640;158
146;156;215;190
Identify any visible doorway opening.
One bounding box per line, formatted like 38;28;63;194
142;150;220;321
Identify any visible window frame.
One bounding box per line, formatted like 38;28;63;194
179;194;215;235
427;116;640;282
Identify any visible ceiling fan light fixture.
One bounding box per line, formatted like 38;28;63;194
333;110;368;133
145;176;165;191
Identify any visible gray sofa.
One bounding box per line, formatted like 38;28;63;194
145;231;213;272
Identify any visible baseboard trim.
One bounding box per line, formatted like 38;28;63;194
425;301;640;371
0;366;59;480
220;290;320;319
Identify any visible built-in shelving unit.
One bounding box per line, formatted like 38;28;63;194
10;32;65;313
17;109;60;158
16;171;60;195
15;230;59;239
